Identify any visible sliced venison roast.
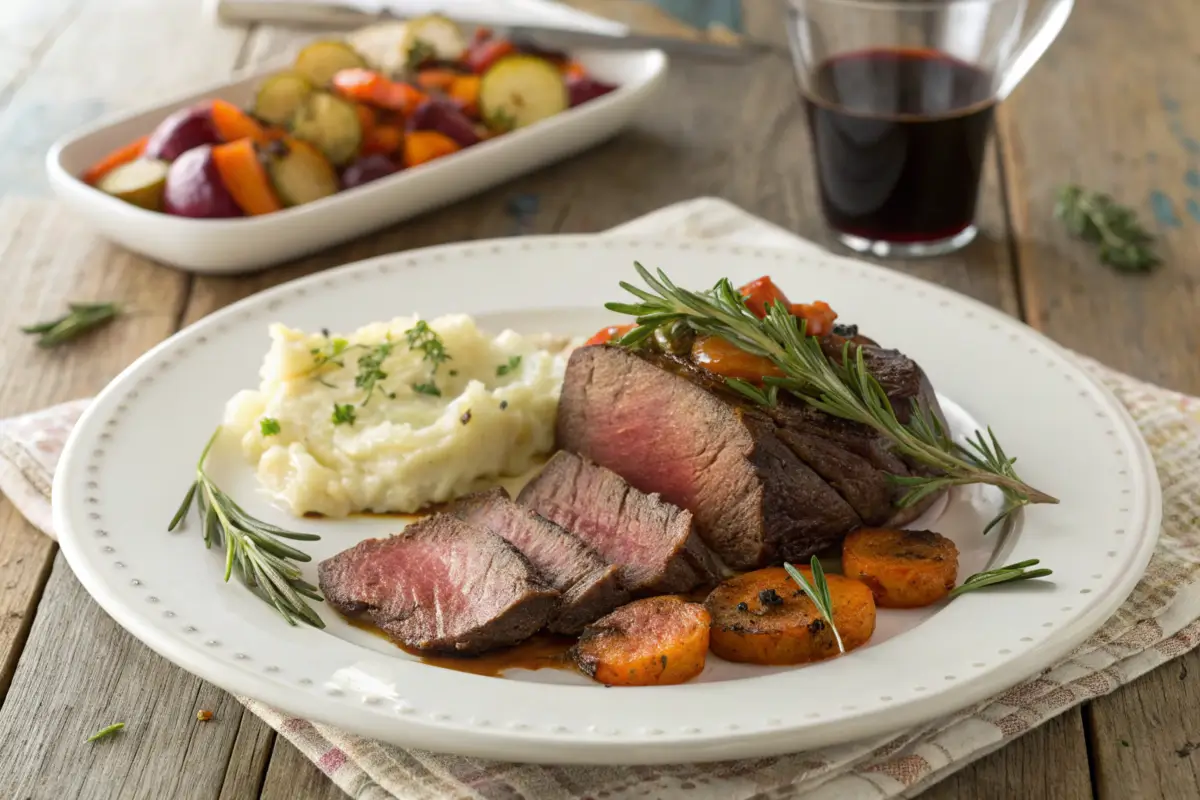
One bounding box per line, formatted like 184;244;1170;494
517;451;719;595
318;515;559;654
449;487;628;634
554;343;946;570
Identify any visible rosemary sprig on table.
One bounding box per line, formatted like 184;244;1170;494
1054;185;1161;272
168;428;324;627
606;264;1057;533
948;560;1053;599
21;302;121;348
86;722;125;743
784;559;844;654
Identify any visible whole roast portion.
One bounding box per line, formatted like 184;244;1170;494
555;339;947;570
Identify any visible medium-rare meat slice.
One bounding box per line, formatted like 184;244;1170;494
449;487;629;634
517;451;719;595
555;344;945;569
317;515;558;654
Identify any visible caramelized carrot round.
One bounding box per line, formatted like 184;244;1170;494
691;334;785;383
572;596;710;686
584;323;636;347
705;566;875;665
841;528;959;609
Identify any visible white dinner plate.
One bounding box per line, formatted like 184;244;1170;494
45;49;666;275
53;236;1161;764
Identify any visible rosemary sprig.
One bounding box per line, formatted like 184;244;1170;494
784;559;844;654
1054;185;1160;272
606;264;1058;532
948;559;1053;599
22;302;120;348
86;722;125;742
168;428;324;628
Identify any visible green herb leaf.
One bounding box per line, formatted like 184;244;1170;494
606;263;1058;535
331;403;357;426
949;559;1053;598
259;418;281;436
22;302;120;348
86;722;125;742
496;355;522;376
411;382;441;397
354;341;394;405
168;428;323;628
1054;185;1161;272
784;559;844;654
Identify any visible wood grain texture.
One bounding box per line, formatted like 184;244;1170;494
0;556;251;799
260;736;348;800
919;710;1092;800
1085;650;1200;800
998;0;1200;394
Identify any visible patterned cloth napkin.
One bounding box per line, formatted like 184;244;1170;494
3;198;1199;799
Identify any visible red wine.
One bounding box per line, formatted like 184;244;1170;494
802;48;996;244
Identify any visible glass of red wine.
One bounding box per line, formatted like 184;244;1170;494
787;0;1073;257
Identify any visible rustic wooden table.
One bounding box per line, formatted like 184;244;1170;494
0;1;1197;797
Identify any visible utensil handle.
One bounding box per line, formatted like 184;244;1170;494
996;0;1074;100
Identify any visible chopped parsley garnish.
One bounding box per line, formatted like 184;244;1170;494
496;355;521;376
331;403;357;426
404;320;451;396
310;335;349;371
259;418;281;436
354;341;394;405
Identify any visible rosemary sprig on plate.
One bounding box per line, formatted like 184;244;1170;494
169;428;324;628
21;302;121;348
948;559;1053;599
1054;185;1160;272
784;559;844;654
606;263;1058;533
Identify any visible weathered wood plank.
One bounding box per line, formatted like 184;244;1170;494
0;197;188;707
0;0;247;196
218;709;276;800
998;0;1200;394
920;710;1092;800
260;736;348;800
0;556;250;799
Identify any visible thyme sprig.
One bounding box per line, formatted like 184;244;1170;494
86;722;125;742
169;428;324;628
949;559;1053;598
606;263;1058;532
404;320;451;396
784;559;844;654
1054;185;1160;272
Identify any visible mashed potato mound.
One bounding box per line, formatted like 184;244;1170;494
224;314;574;517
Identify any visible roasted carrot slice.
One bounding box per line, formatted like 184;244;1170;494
402;130;459;167
331;69;427;114
82;135;150;185
416;68;459;92
690;334;785;383
448;74;481;117
572;596;710;686
354;103;377;138
211;99;268;143
705;566;875;665
362;124;403;157
842;528;959;608
585;323;636;347
211;139;282;216
465;39;516;74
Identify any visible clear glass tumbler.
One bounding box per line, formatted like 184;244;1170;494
786;0;1073;257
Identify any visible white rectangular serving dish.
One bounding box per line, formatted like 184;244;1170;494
46;49;667;275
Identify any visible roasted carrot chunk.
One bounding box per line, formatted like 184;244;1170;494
572;596;710;686
361;124;403;157
210;99;269;143
690;334;785;383
738;275;791;317
560;59;588;80
331;69;426;114
82;135;149;185
448;75;481;118
402;130;460;167
584;323;636;346
705;566;875;665
842;528;959;608
416;68;459;92
211;139;282;216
